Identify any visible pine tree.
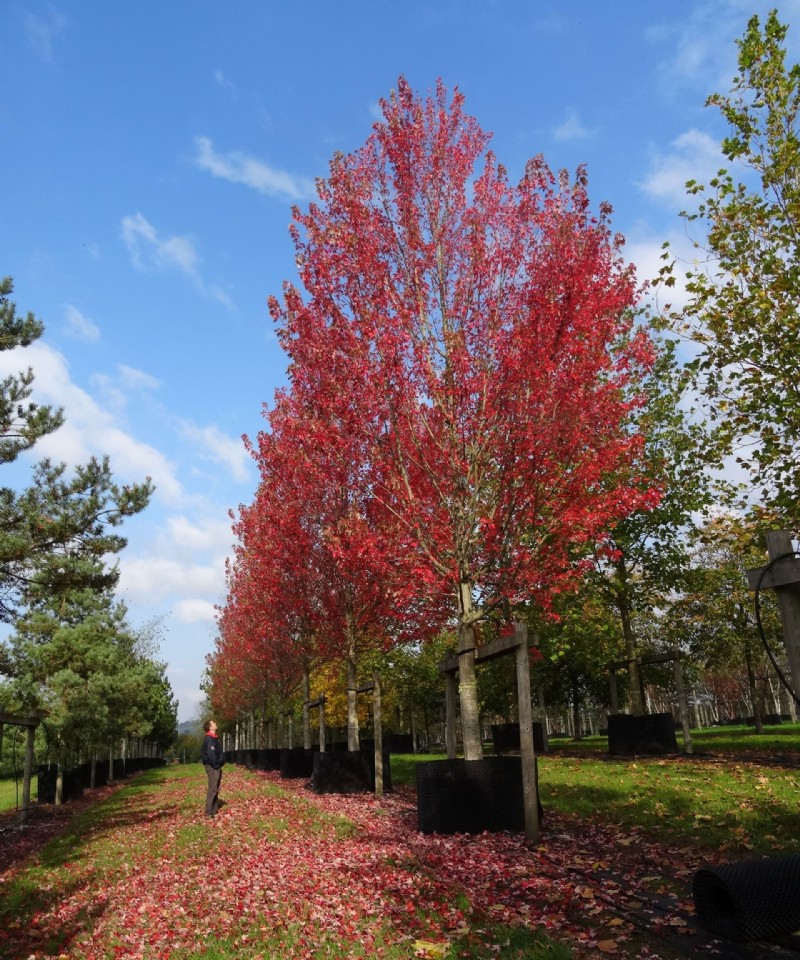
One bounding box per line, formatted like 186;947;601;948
0;279;153;623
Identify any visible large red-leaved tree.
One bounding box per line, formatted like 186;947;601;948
270;78;658;758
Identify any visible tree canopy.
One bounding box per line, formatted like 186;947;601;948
659;10;800;523
216;78;660;757
0;278;169;754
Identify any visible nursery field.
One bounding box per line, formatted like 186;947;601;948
2;734;800;960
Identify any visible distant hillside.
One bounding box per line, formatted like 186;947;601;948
178;719;202;736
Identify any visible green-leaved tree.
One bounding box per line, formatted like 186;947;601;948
659;10;800;522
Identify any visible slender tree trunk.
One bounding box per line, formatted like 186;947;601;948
347;649;359;752
20;723;35;824
571;676;582;740
303;666;311;750
619;598;644;715
457;581;482;760
614;559;644;715
55;750;64;807
744;640;764;734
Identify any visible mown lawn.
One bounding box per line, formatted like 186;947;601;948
0;775;35;811
391;722;800;858
4;728;800;959
2;764;580;960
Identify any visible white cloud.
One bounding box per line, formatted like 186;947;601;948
24;8;68;62
193;136;316;202
119;555;221;602
553;108;593;142
119;364;160;391
121;213;197;274
626;225;711;316
64;304;100;342
165;514;233;554
88;373;126;413
214;69;237;96
638;129;722;209
179;420;252;483
650;1;800;98
120;212;234;310
0;341;183;502
174;599;217;623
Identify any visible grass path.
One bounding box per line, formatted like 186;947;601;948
5;747;800;960
0;760;760;960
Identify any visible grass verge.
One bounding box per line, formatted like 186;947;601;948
1;764;577;960
392;724;800;858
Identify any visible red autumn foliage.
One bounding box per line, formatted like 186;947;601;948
272;78;657;624
231;76;660;755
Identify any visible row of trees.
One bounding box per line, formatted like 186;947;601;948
208;79;699;748
0;278;177;772
209;13;800;746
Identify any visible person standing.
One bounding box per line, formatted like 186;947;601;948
201;719;224;816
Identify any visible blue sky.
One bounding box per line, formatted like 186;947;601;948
1;1;797;722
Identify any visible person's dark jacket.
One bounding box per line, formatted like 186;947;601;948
201;734;224;770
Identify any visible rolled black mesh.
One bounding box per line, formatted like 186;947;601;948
693;854;800;941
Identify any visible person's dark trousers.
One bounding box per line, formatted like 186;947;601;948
204;765;222;816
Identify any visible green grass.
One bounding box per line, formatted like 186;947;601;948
1;765;575;960
391;723;800;857
6;729;800;958
549;722;800;754
0;774;36;812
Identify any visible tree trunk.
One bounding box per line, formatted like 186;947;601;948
20;723;35;824
457;581;482;760
347;652;359;751
619;597;644;715
744;640;764;734
303;666;312;750
614;559;644;715
571;676;582;740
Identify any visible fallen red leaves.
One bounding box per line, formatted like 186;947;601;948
0;767;722;960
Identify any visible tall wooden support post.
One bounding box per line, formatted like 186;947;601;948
444;671;458;759
318;698;326;752
673;654;693;754
767;531;800;700
609;669;619;714
302;668;312;750
373;672;384;798
514;622;540;842
21;720;36;823
746;531;800;706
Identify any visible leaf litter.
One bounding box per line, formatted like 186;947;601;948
0;766;788;960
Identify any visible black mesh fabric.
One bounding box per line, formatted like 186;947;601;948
491;722;545;754
256;749;282;771
280;747;314;779
310;749;392;794
693;855;800;941
416;756;533;834
607;713;678;756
